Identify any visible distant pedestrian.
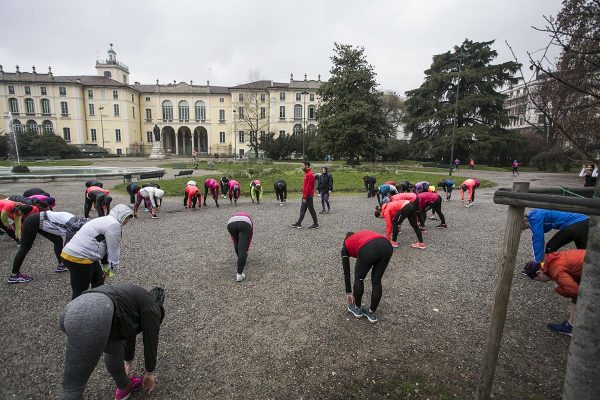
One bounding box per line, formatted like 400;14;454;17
291;161;318;229
512;160;520;176
317;167;333;214
579;163;597;187
469;159;475;170
453;159;460;170
363;176;377;198
274;179;287;205
226;212;254;282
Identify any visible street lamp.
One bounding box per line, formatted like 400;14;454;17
232;109;237;160
99;106;105;150
301;91;308;161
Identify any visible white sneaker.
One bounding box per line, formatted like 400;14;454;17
236;273;246;282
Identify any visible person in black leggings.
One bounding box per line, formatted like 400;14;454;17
363;176;377;198
220;177;230;198
126;183;141;205
23;188;50;197
342;230;393;324
226;212;254;282
274;179;287;205
84;190;112;218
85;180;104;188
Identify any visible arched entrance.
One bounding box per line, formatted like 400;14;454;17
162;126;176;154
194;126;208;153
178;126;192;156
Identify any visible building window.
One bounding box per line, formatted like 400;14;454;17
238;93;244;102
91;128;97;142
41;99;51;115
147;131;153;143
114;104;120;116
146;97;151;102
63;127;71;141
280;92;285;101
132;106;135;118
162;100;173;120
25;98;35;115
307;124;317;134
145;108;152;121
238;106;244;118
12;119;22;133
294;104;302;120
59;87;66;96
219;109;225;121
293;124;302;135
9;98;19;114
8;85;15;94
26;120;38;134
116;149;122;155
25;86;31;95
89;104;95;116
88;89;94;99
279;130;285;137
260;107;266;119
113;90;118;99
104;71;112;78
279;106;286;119
42;120;53;134
60;101;69;115
115;129;122;142
219;131;226;143
131;94;134;102
220;97;224;103
249;130;256;142
179;100;189;120
195;101;206;120
41;87;47;95
310;94;315;101
296;92;301;101
260;94;265;102
238;131;244;143
308;105;315;119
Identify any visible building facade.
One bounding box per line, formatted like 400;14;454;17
0;45;323;158
501;77;546;134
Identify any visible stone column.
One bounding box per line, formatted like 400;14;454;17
175;131;179;155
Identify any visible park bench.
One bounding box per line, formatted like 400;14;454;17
174;170;194;178
138;171;165;181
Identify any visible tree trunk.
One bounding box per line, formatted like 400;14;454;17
562;178;600;399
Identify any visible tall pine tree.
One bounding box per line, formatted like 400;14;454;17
317;43;392;161
403;39;521;164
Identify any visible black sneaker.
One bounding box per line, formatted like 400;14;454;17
308;224;319;229
55;264;69;273
291;223;302;229
361;307;378;323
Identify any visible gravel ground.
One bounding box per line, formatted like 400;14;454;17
0;170;582;399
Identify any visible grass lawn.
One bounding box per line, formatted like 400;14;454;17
114;161;494;196
0;159;92;167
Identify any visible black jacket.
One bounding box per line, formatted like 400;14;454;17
86;284;163;372
317;173;333;193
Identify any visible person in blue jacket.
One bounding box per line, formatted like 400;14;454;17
437;179;455;201
522;209;589;262
375;184;398;205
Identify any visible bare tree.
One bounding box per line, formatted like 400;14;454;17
236;70;271;159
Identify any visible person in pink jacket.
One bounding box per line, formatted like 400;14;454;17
28;194;56;209
374;199;425;249
460;178;480;207
226;212;254;282
203;178;220;207
417;191;447;229
228;179;241;205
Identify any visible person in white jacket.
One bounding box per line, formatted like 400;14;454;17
579;163;598;187
133;187;164;219
61;204;133;299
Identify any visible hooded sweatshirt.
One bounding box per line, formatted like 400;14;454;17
39;211;76;237
61;204;132;272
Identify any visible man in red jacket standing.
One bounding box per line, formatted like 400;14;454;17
292;161;319;229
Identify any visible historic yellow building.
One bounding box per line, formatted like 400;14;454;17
0;45;322;158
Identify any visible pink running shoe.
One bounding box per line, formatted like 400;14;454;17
390;241;399;248
114;376;143;400
410;242;426;250
7;273;33;284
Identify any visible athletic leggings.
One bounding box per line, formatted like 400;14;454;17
297;197;318;225
59;292;129;400
204;185;219;206
12;213;63;274
353;238;393;312
275;186;287;203
421;196;446;226
64;259;105;299
229;189;240;203
0;219;17;240
227;220;253;274
546;219;589;254
394;203;423;242
184;193;200;208
445;187;453;200
321;191;330;211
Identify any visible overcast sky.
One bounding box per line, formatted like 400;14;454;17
1;0;563;94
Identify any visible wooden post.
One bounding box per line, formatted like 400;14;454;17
477;181;530;399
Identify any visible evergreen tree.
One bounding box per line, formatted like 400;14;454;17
317;43;392;161
403;39;520;164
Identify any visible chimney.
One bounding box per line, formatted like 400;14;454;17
76;78;81;84
156;79;159;84
190;80;193;85
48;66;54;80
290;73;293;83
318;74;321;82
16;65;20;74
32;66;36;74
207;80;210;86
304;73;307;81
173;80;176;85
0;65;3;74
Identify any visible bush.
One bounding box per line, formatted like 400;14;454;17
11;165;30;173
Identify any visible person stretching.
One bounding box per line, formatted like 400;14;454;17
413;181;430;194
250;179;263;204
0;200;34;244
437;179;455;201
84;179;103;188
291;161;319;229
317;167;333;214
59;284;164;400
28;194;56;209
8;194;51;211
389;192;420;225
84;186;112;218
375;200;425;249
396;181;412;193
342;230;393;323
460;178;480;207
23;188;51;197
9;211;89;283
220;177;230;198
512;160;520;176
226;212;254;282
61;204;133;299
134;187;164;219
376;183;398;205
522;209;589;263
417;191;447;229
228;179;241;205
363;176;377;198
274;179;287;205
126;183;141;206
204;178;221;207
523;249;585;336
184;183;202;209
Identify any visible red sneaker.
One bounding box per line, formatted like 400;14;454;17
410;242;426;250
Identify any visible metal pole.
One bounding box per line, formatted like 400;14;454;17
9;112;20;164
449;46;463;176
99;106;105;149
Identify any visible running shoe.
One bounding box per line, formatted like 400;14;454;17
151;215;159;219
114;376;143;400
361;307;378;323
279;203;283;207
547;320;573;336
410;242;426;250
319;210;326;214
236;273;246;282
419;226;427;232
429;215;439;220
390;241;399;248
291;223;302;229
7;273;33;284
347;304;363;318
436;224;448;229
55;264;69;273
308;224;319;229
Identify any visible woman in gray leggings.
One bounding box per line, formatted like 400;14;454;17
59;284;165;400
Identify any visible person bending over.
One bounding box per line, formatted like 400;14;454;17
126;183;141;206
363;176;377;198
412;181;430;194
134;187;164;219
23;187;51;197
59;284;164;400
250;179;263;204
226;212;254;282
204;178;220;207
417;191;447;230
342;230;393;324
228;179;241;205
220;177;230;198
84;186;112;218
376;183;398;205
0;200;35;244
460;178;480;207
274;179;287;205
184;183;202;209
84;179;104;188
375;200;425;249
437;179;455;201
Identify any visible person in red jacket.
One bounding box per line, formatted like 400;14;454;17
523;249;585;336
375;199;425;249
203;178;220;207
342;230;393;323
291;161;318;229
417;191;447;229
460;178;480;207
184;183;202;209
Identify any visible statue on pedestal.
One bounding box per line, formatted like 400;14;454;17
153;124;161;142
149;124;166;160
